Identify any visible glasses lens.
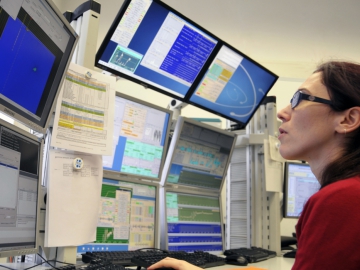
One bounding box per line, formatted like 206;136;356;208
291;91;300;108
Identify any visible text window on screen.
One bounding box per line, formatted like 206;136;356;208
0;145;20;209
141;12;216;86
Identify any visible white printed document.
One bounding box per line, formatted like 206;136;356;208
51;63;116;155
45;149;103;247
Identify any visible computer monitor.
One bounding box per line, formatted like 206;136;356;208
283;162;321;219
0;119;43;258
0;0;78;133
77;170;160;253
160;116;237;191
102;92;172;182
188;44;278;128
164;188;224;254
95;0;219;101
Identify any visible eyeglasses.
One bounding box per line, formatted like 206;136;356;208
290;90;333;109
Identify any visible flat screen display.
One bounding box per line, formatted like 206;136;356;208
161;116;237;190
95;0;219;100
165;190;223;254
188;45;278;128
0;0;78;133
77;171;159;253
283;162;321;218
103;92;172;182
0;119;42;258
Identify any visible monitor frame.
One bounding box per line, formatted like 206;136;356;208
0;0;78;134
95;0;221;102
0;118;43;258
283;161;320;219
160;116;237;192
161;186;224;254
103;91;173;183
186;41;279;129
77;169;161;254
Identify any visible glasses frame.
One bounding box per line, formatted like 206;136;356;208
290;90;332;109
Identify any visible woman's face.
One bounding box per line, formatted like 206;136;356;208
277;72;340;163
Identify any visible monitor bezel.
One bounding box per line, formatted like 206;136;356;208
104;91;173;183
0;118;43;258
186;41;279;129
160;116;237;191
95;0;222;102
0;0;78;134
162;187;225;254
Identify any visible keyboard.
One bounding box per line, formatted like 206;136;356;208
131;250;226;269
45;259;129;270
82;250;165;266
224;247;276;263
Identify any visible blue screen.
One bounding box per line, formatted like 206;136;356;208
0;17;55;114
0;2;77;132
96;0;218;99
189;45;278;126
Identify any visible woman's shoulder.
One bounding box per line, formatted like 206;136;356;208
311;175;360;202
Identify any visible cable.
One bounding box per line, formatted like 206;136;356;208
28;253;61;270
0;265;17;270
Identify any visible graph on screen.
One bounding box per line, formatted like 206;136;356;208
165;191;223;253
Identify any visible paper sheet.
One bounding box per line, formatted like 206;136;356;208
51;63;115;155
45;149;103;247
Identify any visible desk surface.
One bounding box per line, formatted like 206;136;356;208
0;256;295;270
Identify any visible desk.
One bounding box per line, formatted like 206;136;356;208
0;257;294;270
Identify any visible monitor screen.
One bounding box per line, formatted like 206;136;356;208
77;170;159;254
165;190;223;254
0;0;78;133
0;119;42;258
161;116;237;191
283;162;321;219
95;0;219;100
188;44;278;128
102;92;172;182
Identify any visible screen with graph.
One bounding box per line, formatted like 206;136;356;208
0;0;78;133
77;172;159;253
95;0;219;100
103;92;172;182
165;190;223;253
283;162;321;218
0;119;42;258
188;44;278;128
161;116;237;190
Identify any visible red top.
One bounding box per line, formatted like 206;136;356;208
292;176;360;270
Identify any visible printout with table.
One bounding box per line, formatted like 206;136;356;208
51;63;116;155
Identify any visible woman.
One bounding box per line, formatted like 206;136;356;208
277;61;360;269
149;61;360;269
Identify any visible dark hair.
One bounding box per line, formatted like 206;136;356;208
314;61;360;188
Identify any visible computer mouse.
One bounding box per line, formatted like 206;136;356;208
283;249;297;258
225;254;248;266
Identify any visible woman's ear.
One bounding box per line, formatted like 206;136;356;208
336;107;360;134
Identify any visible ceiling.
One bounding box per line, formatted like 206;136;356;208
53;0;360;79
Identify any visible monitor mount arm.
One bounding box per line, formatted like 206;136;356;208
167;99;188;130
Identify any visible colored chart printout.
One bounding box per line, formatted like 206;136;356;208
51;63;115;155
